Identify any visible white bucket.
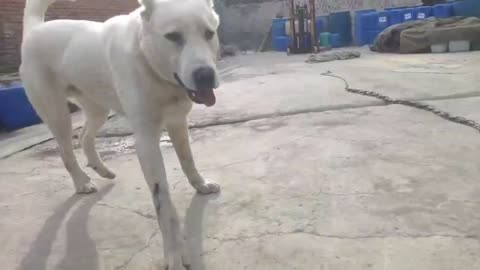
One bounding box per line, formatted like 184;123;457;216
430;43;448;53
448;40;470;53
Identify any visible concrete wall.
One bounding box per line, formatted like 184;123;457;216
217;0;422;50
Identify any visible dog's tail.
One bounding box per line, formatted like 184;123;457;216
23;0;68;39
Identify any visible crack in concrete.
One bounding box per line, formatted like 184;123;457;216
322;71;480;134
114;230;159;270
6;89;479;158
289;191;376;198
414;91;480;102
189;103;385;130
96;202;156;220
94;102;385;138
17;186;69;197
392;71;469;75
3;167;40;176
94;89;480;139
199;157;259;171
207;230;478;243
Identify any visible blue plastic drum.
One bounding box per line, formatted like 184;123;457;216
416;6;432;20
330;33;341;48
0;86;42;131
388;9;403;26
273;36;291;52
433;4;453;18
402;8;416;22
377;11;390;30
272;18;288;38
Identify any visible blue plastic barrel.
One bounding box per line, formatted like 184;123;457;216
367;30;381;45
328;11;352;46
433;4;453;18
304;34;312;48
453;1;468;16
416;6;432;20
273;36;291;52
377;11;390;30
402;8;416;22
358;12;379;46
388;9;404;26
453;0;480;17
272;18;288;38
354;9;376;46
330;33;341;48
362;12;379;30
385;6;406;11
315;17;324;37
0;86;42;131
468;0;480;17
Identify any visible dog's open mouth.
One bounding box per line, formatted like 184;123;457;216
174;73;216;107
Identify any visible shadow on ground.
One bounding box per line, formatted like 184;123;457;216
18;184;114;270
185;192;220;270
17;182;218;270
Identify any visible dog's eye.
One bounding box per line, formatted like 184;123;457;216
205;30;215;41
165;32;184;45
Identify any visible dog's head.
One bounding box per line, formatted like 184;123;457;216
138;0;220;107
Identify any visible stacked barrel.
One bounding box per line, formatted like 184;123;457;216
354;1;471;46
271;1;479;51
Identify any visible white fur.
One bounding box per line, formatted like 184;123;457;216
20;0;221;269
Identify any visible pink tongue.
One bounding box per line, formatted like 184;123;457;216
196;89;216;107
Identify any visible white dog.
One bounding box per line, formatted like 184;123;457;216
21;0;221;268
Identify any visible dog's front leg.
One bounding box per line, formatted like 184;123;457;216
167;117;220;194
134;127;187;270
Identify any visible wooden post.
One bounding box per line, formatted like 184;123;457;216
289;0;297;50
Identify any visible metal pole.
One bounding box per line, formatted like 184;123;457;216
309;0;317;49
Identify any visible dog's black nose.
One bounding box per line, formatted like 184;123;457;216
193;67;215;90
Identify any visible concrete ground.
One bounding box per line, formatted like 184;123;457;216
1;49;480;270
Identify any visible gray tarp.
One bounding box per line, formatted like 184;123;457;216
371;17;480;53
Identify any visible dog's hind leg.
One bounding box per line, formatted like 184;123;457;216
22;77;97;194
76;96;116;179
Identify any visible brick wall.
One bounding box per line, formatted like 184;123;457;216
0;0;139;71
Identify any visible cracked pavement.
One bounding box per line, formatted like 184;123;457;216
1;49;480;270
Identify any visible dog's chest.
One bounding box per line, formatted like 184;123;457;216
144;86;193;118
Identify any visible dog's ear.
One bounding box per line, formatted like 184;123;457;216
138;0;154;20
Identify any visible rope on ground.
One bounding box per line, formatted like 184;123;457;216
321;71;480;133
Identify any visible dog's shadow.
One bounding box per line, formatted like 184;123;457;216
17;184;114;270
184;192;219;270
18;183;217;270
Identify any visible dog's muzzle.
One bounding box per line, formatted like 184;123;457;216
174;70;217;107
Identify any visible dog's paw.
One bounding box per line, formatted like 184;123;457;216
75;182;98;194
194;180;220;194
